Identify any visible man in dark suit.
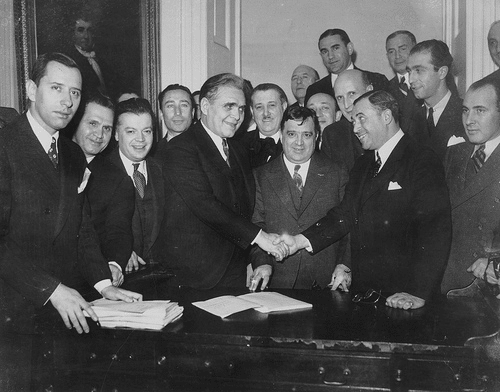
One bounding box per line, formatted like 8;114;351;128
304;29;389;105
306;92;340;149
238;83;288;168
249;106;349;290
290;65;320;107
0;106;18;128
0;53;141;335
406;40;465;161
156;73;287;289
277;90;451;310
385;30;421;132
108;98;164;273
442;77;500;293
72;92;135;282
321;70;370;171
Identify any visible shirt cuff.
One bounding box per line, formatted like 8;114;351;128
44;282;61;306
94;279;113;294
304;237;313;253
108;261;122;272
251;229;263;245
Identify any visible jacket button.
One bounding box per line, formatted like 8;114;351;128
44;208;51;214
473;252;478;258
316;222;321;227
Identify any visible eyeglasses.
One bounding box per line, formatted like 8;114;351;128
352;289;387;304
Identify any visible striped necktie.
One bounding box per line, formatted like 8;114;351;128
132;163;146;198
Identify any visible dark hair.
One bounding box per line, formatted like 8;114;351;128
305;91;337;110
468;77;500;112
251;83;289;106
30;52;80;86
114;98;155;130
200;73;246;102
410;39;456;92
158;84;195;109
354;90;400;124
318;29;351;48
386;30;417;46
280;105;320;136
192;90;200;98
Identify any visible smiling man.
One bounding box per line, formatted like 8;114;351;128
443;77;500;292
156;73;288;290
239;83;288;168
406;40;464;160
305;28;388;105
249;106;349;290
276;90;451;310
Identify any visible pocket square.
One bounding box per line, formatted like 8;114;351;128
78;168;91;194
388;181;402;190
447;135;466;147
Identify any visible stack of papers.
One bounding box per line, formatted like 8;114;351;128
193;292;312;318
84;299;183;330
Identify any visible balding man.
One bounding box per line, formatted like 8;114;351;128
305;28;389;104
486;21;500;80
290;65;319;107
321;69;370;170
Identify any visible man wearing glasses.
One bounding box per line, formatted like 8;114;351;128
276;90;451;310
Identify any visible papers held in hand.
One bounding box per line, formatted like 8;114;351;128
84;299;183;330
192;292;312;318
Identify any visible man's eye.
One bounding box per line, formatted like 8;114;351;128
103;126;112;133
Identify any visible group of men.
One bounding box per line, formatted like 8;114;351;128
3;23;500;354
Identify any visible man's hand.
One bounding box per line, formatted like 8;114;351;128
49;283;96;334
101;286;143;302
386;292;425;310
467;258;499;285
125;251;146;273
109;264;124;287
328;264;351;292
248;265;272;292
273;233;309;257
255;231;289;261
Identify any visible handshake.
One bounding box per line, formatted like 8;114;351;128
254;231;310;261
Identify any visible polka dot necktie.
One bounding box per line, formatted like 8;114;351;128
48;137;58;168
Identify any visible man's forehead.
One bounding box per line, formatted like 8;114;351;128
84;102;113;117
489;23;500;38
164;89;191;102
319;34;344;48
252;89;280;103
293;67;313;76
309;94;335;106
284;118;314;132
408;51;432;66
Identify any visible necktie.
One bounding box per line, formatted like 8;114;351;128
78;48;106;89
372;151;382;177
132;163;146;198
426;107;435;135
48;137;58;168
222;138;230;167
399;76;409;95
293;165;303;193
472;144;486;173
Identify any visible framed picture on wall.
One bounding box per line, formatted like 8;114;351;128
14;0;160;111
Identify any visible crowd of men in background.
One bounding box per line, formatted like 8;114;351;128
3;18;500;349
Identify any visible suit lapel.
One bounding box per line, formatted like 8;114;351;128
453;144;500;208
267;157;299;220
299;154;326;216
194;124;232;177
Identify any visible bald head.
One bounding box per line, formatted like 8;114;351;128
488;21;500;67
291;65;320;105
334;69;372;121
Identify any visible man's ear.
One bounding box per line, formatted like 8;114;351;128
200;97;210;116
366;84;374;92
347;42;354;56
438;65;449;80
335;110;342;122
26;79;37;102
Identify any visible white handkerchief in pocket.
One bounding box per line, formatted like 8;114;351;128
447;135;466;147
388;181;402;191
78;168;91;194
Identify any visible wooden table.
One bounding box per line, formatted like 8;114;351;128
30;273;500;391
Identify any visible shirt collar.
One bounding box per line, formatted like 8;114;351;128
27;109;59;154
200;120;227;161
283;154;311;185
473;134;500;161
398;72;410;87
330;62;354;87
376;129;404;169
259;131;281;143
425;90;451;125
118;150;147;180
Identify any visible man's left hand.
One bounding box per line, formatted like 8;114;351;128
109;264;124;287
248;265;272;292
101;286;143;302
386;292;425;310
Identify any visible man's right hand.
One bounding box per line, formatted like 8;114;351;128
255;231;289;261
49;283;98;334
273;233;309;257
126;251;146;273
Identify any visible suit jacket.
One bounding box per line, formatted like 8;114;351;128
321;116;364;171
387;76;422;133
405;93;465;161
0;107;19;127
302;135;451;300
237;129;283;168
86;154;135;269
156;122;260;289
0;114;110;332
304;66;389;105
109;148;164;262
442;141;500;292
250;153;349;289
